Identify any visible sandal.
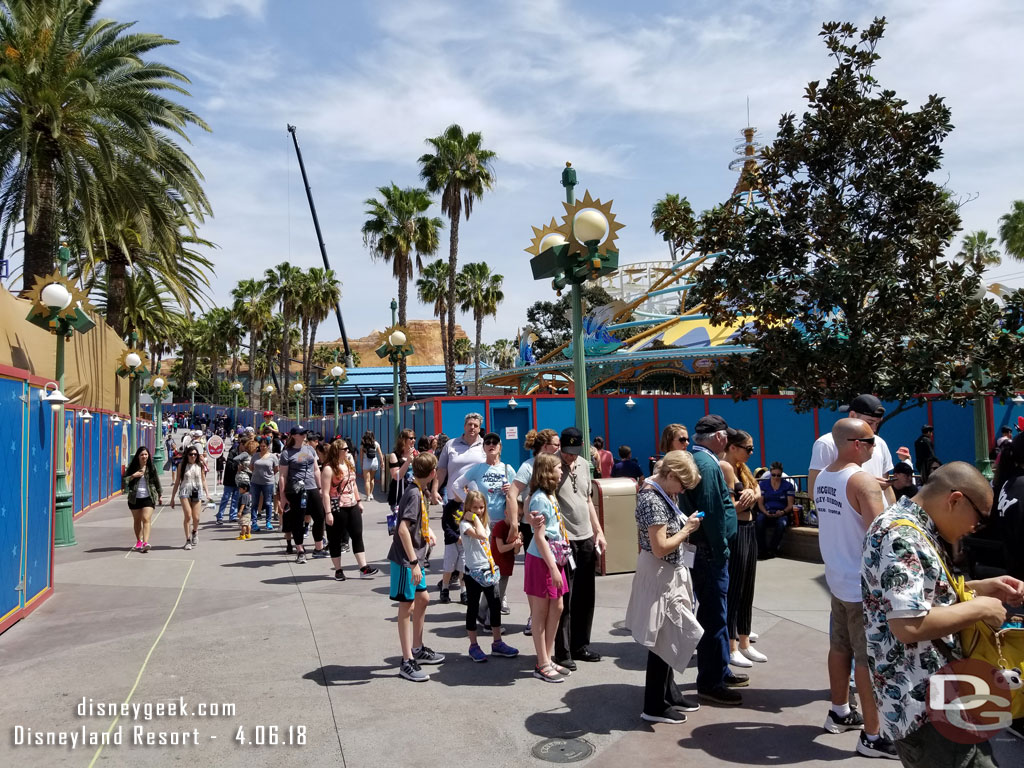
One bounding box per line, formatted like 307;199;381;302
533;664;565;683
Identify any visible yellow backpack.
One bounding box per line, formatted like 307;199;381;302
892;519;1024;719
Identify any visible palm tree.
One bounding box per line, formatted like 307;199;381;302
0;0;211;291
457;262;504;394
418;125;497;394
1000;201;1024;262
300;267;341;399
492;338;518;369
362;183;443;396
650;193;697;261
232;278;273;405
416;259;451;371
263;262;305;401
957;230;1001;269
453;337;472;365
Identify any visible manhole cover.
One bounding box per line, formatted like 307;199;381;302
532;737;595;763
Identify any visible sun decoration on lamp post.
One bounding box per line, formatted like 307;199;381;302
324;361;348;438
116;340;151;456
148;376;169;469
292;381;305;424
525;164;623;462
377;300;414;442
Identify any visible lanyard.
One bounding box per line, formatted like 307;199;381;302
468;513;497;575
418;489;430;541
548;493;569;542
645;479;690;522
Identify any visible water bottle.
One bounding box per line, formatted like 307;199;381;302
300;489;307;510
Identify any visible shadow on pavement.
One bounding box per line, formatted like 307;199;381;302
261;575;340;584
525;682;644;738
221;559;283;569
427;653;526;687
679;722;852;764
303;664;393;687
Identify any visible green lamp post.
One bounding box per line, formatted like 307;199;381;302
116;336;150;455
292;381;304;424
148;376;169;470
187;379;199;420
376;299;413;442
323;357;348;437
525;163;623;462
24;242;98;547
263;384;275;414
230;381;242;428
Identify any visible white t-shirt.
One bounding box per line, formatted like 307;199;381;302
814;465;870;602
809;432;893;480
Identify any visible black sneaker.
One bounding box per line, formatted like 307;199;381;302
413;646;445;665
295;551;306;564
668;694;700;712
340;541;350;553
724;672;749;687
334;569;346;581
553;656;577;672
698;686;743;706
856;732;899;760
286;542;294;554
438;588;451;604
311;549;328;559
641;707;687;724
459;590;468;605
360;566;379;577
824;708;865;734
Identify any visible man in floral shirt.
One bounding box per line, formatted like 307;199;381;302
862;462;1023;767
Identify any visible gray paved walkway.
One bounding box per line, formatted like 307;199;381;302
1;474;1021;767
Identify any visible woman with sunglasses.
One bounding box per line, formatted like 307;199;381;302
659;424;690;457
250;438;279;532
722;430;766;667
169;446;209;550
322;438;379;580
123;446;162;552
512;429;561;549
755;462;795;560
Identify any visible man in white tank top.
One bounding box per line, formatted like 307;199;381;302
813;418;897;759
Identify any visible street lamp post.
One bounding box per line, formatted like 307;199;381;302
292;382;304;424
116;336;150;455
324;356;348;438
526;164;622;462
25;242;97;547
149;377;168;470
376;299;414;442
264;384;275;413
187;379;199;422
230;381;242;429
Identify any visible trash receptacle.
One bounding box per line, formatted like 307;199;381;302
592;477;638;575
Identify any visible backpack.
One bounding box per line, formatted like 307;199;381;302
893;518;1024;718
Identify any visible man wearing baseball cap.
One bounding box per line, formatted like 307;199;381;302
808;395;895;507
683;415;745;706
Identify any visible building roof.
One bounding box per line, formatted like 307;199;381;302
310;363;489;400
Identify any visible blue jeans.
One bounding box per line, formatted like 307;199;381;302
217;486;239;521
692;545;731;692
252;483;275;527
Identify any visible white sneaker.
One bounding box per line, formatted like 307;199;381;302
748;632;759;642
184;541;193;551
729;650;753;668
740;646;768;663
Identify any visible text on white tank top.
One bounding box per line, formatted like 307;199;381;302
814;465;870;602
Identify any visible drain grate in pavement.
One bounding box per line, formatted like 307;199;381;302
532;737;595;763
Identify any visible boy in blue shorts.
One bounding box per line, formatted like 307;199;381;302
388;452;445;681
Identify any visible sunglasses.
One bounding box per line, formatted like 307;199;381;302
847;437;876;446
675;435;690;444
484;439;500;446
770;473;782;478
952;488;987;528
738;445;754;454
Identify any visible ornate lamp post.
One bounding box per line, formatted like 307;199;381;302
292;382;304;424
525;163;623;461
116;337;150;455
187;379;199;419
264;384;275;412
25;242;96;547
376;298;414;442
148;376;169;469
230;381;243;427
324;359;348;437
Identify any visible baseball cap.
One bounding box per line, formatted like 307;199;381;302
892;462;914;476
289;426;308;435
483;431;501;443
844;394;885;418
694;414;730;435
560;427;584;455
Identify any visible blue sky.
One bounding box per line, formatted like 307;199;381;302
98;0;1024;345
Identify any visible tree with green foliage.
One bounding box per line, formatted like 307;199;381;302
957;230;1001;268
651;193;697;261
418;124;496;395
690;18;999;411
457;262;504;394
416;259;451;373
362;184;443;395
526;285;618;359
1000;200;1024;262
0;0;210;291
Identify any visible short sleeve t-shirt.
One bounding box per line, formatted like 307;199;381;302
514;456;536;502
281;444;318;490
555;456;593;541
237;492;252;516
490;520;515;574
460;516;493;573
458;462;516;522
635;487;685;564
437;436;486;501
759;477;796;512
809;431;894;479
386;483;429;567
250;453;280;486
526;491;565;558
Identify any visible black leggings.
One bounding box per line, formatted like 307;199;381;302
285;489;325;548
327;501;364;557
727;519;757;638
464;573;502;632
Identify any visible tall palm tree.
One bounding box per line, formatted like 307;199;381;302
457;262;504;394
957;230;1001;269
361;184;443;396
300;267;341;398
491;338;517;369
1000;201;1024;262
263;262;305;401
418;125;496;394
232;278;273;405
416;259;451;371
650;193;697;261
0;0;211;291
453;337;472;365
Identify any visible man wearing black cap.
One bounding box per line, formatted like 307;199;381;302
684;415;745;706
914;425;937;483
808;395;895;506
550;426;607;670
